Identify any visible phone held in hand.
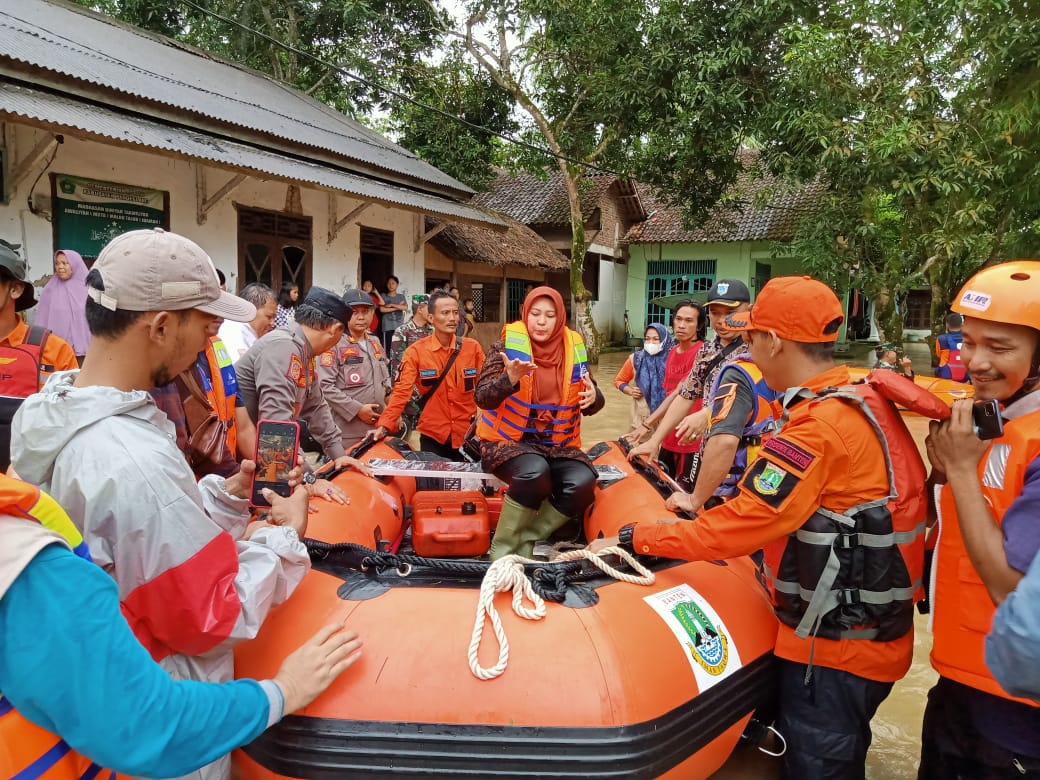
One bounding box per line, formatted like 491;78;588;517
251;419;301;507
972;399;1004;441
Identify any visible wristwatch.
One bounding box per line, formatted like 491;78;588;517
302;471;317;485
617;523;636;554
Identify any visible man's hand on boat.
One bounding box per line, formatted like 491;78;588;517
328;455;374;480
665;491;696;513
273;622;363;715
675;408;709;446
627;438;661;463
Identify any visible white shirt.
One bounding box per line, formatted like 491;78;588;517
217;320;259;363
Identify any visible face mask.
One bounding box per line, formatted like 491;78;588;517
643;341;663;356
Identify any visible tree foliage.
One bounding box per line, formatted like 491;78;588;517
71;0;446;115
756;0;1040;342
390;45;516;191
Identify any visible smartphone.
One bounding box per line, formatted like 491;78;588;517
972;399;1004;441
250;420;301;507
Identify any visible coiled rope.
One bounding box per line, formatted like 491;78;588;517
467;547;656;680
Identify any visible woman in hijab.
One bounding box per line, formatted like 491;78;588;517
613;323;674;429
474;286;604;560
35;249;90;364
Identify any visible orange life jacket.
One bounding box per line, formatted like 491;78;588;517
476;323;587;447
930;405;1040;704
764;376;928;642
203;337;238;456
0;478;126;780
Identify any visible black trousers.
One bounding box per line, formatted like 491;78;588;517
919;677;1040;779
419;433;465;462
492;453;597;518
775;658;893;780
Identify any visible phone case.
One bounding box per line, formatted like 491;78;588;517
250;419;301;508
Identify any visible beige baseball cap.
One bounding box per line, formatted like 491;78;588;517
87;228;255;322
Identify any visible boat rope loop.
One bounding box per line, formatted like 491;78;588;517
468;547;656;681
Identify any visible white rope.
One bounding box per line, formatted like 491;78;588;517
467;548;656;680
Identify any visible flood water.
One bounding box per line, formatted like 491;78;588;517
583;349;934;779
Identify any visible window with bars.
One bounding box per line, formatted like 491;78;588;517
506;279;529;322
237;206;312;294
644;259;716;329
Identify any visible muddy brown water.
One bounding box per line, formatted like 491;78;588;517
583;349;934;779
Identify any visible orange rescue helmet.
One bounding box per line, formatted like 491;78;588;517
952;260;1040;330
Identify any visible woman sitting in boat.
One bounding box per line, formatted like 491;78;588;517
474;286;604;560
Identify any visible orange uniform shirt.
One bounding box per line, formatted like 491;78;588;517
377;334;485;447
613;354;636;391
1;319;78;386
632;364;914;683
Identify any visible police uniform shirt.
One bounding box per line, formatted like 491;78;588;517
316;332;390;446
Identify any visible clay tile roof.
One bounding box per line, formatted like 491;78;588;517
473;169;642;226
623;164;826;244
429;212;569;269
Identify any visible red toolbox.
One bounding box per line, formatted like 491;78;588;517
411;490;491;558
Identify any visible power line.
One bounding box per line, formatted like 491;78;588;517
175;0;625;178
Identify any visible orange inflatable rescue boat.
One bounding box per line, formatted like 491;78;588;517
234;438;779;779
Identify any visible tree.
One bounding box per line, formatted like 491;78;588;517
71;0;446;115
756;0;1040;343
390;45;517;191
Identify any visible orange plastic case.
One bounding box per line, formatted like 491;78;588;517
411;490;490;557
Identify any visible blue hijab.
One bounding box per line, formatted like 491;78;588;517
633;323;674;411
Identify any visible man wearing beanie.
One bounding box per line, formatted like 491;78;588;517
594;276;927;778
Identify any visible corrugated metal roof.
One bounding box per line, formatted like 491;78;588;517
0;83;505;229
0;0;472;196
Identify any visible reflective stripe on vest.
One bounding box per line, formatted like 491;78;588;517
0;482;122;780
476;324;587;446
704;358;782;497
204;337;238;456
763;386;926;643
931;406;1040;703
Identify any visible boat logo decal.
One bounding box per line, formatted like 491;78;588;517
644;584;742;691
753;463;787;495
673;600;729;675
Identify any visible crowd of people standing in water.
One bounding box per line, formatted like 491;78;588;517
1;226;1039;780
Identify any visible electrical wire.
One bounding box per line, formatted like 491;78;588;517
175;0;624;177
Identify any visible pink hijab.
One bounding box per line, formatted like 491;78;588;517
36;249;91;356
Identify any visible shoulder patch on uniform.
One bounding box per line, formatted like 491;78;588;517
762;437;816;472
287;353;308;387
319;351;335;367
741;459;798;509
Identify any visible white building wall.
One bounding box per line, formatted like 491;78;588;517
586;242;627;343
1;123;426;299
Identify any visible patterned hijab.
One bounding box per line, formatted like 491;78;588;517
634;323;674;411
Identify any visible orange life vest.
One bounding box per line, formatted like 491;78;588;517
930;405;1040;704
0;478;126;780
203;337;238;456
476;323;587;447
764;377;928;642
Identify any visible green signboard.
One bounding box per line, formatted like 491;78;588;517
52;174;168;260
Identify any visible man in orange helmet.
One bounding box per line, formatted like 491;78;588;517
920;260;1040;777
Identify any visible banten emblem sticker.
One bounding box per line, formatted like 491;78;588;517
644;584;742;691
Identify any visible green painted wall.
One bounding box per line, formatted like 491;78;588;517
626;241;806;334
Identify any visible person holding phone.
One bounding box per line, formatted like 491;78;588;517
474;286;604;560
919;261;1040;778
236;286;371;500
317;288;391;449
9;229;315;780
